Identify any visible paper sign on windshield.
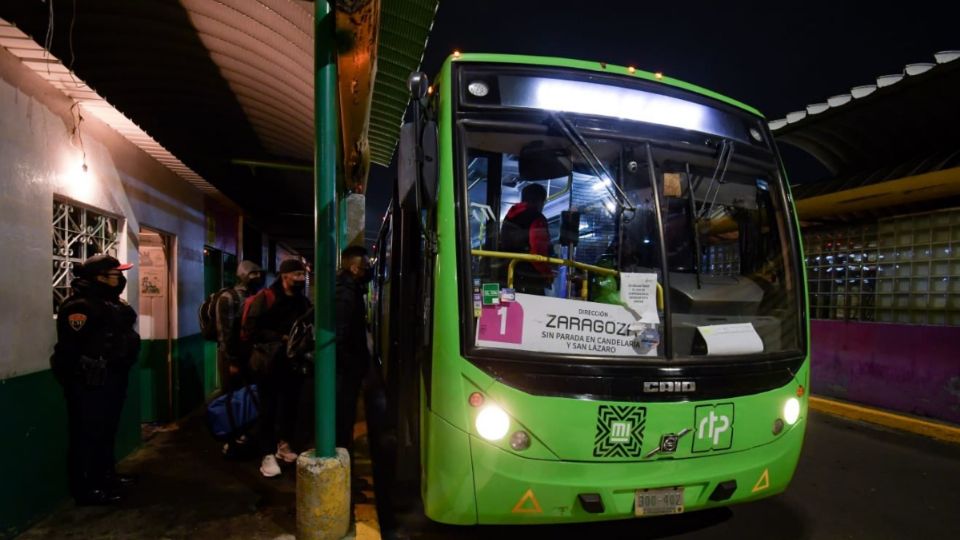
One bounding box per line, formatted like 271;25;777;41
476;293;658;357
697;323;764;356
619;272;660;324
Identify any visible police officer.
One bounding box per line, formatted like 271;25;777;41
52;254;141;505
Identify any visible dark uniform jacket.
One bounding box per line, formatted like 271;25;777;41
53;278;140;384
242;279;311;346
335;273;370;378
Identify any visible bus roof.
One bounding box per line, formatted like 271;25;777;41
443;53;764;118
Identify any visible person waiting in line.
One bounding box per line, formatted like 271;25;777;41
242;258;312;477
214;260;263;456
51;254;141;505
335;246;373;453
500;183;555;294
215;260;264;386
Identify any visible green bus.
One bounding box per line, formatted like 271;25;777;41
371;52;808;525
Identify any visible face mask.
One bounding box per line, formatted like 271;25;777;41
248;276;265;291
291;280;306;293
96;275;127;297
114;275;128;294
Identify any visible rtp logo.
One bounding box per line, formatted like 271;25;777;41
693;403;734;452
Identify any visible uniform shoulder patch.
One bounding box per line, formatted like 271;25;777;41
67;313;88;331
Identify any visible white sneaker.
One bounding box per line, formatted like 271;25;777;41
260;454;281;477
276;440;298;463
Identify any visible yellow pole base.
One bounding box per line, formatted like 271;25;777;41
297;448;351;540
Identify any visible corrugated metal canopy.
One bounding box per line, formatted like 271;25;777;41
369;0;437;165
0;0;437;256
770;51;960;204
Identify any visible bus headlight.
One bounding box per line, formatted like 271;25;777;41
783;398;801;425
476;405;510;441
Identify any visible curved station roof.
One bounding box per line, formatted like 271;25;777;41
770;51;960;221
0;0;438;255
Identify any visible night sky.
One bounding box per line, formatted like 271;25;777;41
365;0;957;245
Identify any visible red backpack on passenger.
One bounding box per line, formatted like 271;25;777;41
239;287;276;342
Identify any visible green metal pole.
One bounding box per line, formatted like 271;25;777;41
315;0;338;458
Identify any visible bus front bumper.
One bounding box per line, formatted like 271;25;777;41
465;418;805;525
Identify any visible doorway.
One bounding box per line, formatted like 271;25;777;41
138;228;176;423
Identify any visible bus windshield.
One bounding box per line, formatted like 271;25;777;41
459;70;802;361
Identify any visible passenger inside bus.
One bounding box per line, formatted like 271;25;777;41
499;183;555;294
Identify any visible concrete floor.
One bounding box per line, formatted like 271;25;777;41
18;403;376;540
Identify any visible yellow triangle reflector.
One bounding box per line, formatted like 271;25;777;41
752;468;770;493
512;488;543;514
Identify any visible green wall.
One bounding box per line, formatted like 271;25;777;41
0;367;139;538
139;338;171;422
175;333;215;417
0;333;216;539
0;370;67;538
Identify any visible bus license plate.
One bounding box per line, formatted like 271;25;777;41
635;487;684;516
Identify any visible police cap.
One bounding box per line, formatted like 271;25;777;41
75;254;134;278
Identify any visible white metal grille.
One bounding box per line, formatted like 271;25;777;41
52;199;120;313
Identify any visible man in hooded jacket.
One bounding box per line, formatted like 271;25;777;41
52;254;140;505
214;260;264;387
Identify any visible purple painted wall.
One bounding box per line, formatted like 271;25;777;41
811;320;960;425
203;197;238;255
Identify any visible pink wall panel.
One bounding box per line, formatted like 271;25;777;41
811;320;960;425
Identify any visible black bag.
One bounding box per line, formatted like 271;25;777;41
249;341;284;375
199;288;239;341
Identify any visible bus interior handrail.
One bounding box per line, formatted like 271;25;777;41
471;249;664;309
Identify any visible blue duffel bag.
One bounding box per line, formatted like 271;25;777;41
206;384;260;441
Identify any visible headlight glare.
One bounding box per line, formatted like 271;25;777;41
476;405;510;441
783;397;801;425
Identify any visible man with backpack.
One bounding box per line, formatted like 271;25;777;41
212;261;264;386
197;261;264;457
242;258;312;477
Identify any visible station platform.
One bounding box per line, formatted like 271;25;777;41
16;406;379;540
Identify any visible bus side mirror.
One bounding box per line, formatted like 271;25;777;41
420;121;438;206
403;72;438;211
397;121;438;210
398;122;418;207
408;72;429;103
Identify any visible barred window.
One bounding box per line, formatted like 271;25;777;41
802;208;960;326
52;199;121;314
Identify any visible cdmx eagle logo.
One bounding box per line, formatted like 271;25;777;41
593;405;646;458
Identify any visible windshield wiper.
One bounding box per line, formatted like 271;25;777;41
698;139;735;219
551;112;636;212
